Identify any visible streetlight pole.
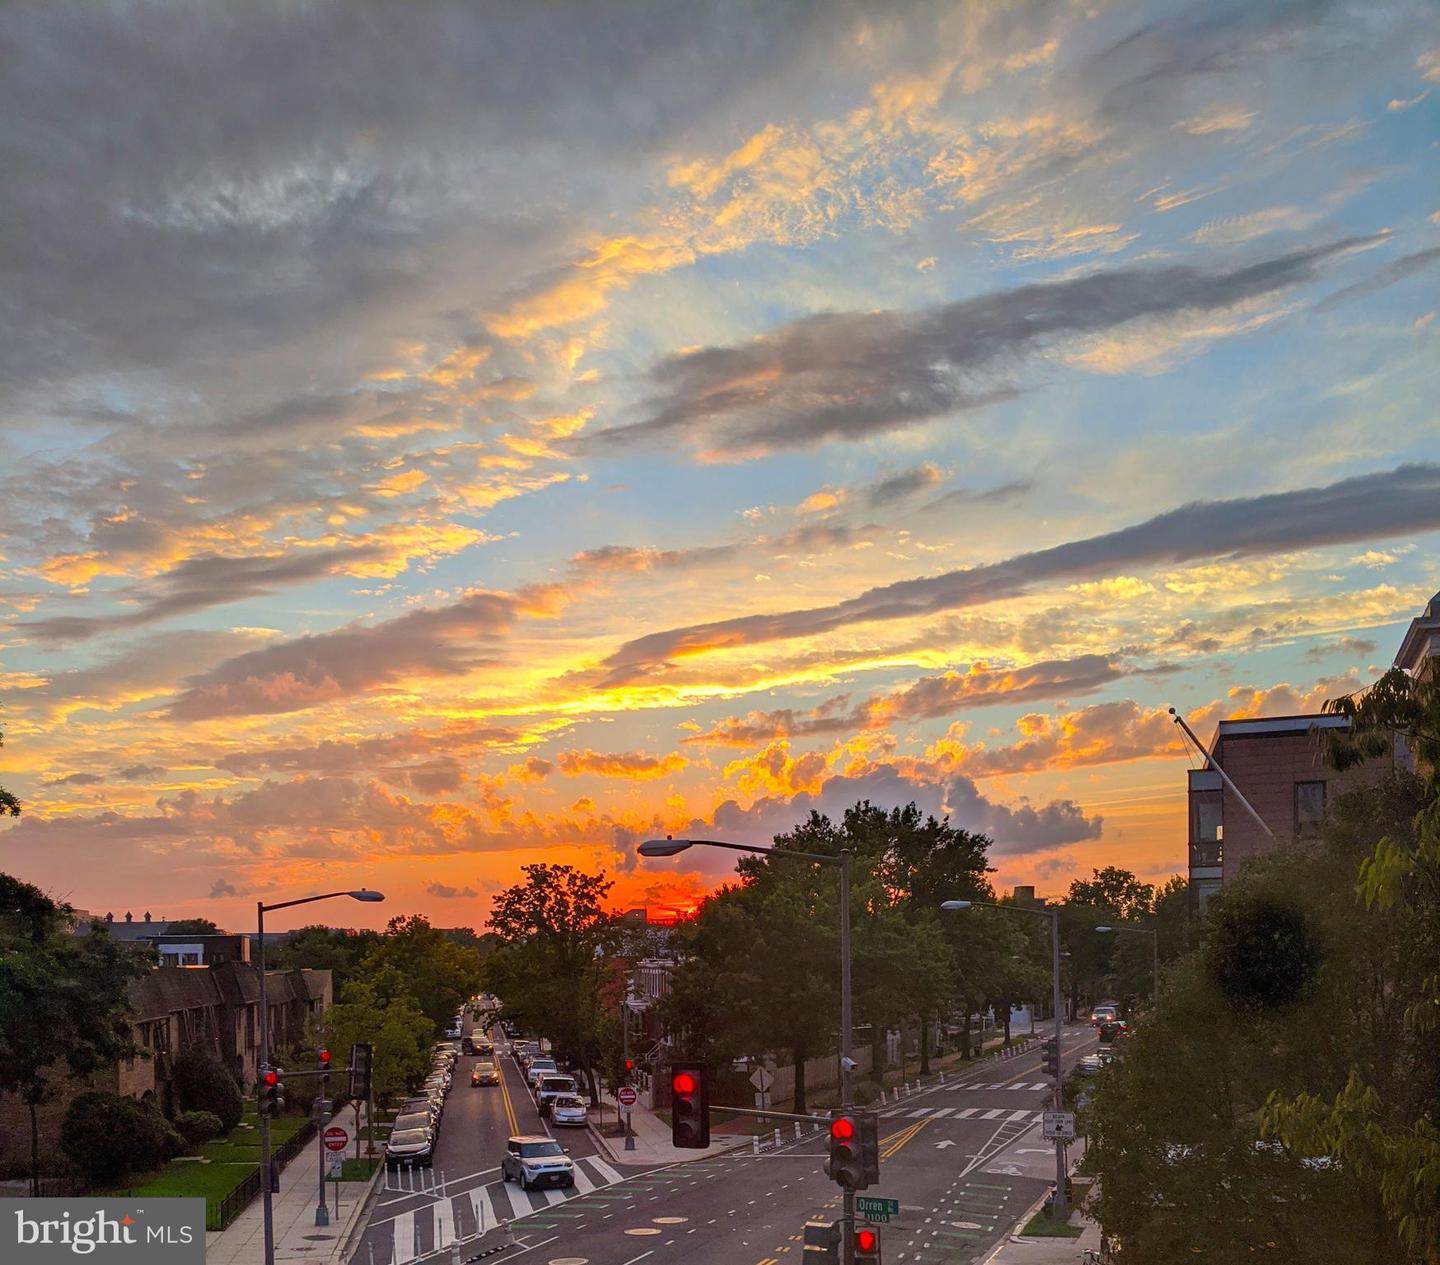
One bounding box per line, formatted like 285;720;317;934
943;899;1068;1219
256;889;384;1265
1094;924;1159;1000
640;837;854;1265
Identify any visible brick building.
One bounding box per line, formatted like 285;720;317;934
1187;591;1440;910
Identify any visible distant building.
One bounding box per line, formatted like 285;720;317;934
1187;591;1440;911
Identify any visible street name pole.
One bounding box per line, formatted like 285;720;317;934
1049;908;1067;1219
840;848;854;1265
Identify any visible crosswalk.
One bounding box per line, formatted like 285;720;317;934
879;1104;1047;1122
373;1153;625;1263
954;1080;1051;1091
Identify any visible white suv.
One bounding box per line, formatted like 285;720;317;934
501;1135;575;1191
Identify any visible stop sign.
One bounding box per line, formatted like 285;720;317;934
617;1087;637;1108
324;1125;349;1152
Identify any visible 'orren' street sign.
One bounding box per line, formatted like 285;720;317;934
856;1196;900;1221
1042;1111;1076;1140
323;1125;349;1153
617;1086;638;1109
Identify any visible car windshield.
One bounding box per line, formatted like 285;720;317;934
520;1141;565;1158
390;1129;429;1145
540;1077;575;1091
553;1096;584;1108
393;1113;430;1130
476;1063;496;1073
531;1060;556;1071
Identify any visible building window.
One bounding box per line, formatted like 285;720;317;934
1295;781;1327;838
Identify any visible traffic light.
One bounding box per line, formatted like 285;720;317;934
348;1043;373;1100
1041;1038;1060;1079
317;1047;330;1071
624;1058;634;1074
670;1062;710;1149
854;1224;882;1262
827;1113;863;1189
259;1065;285;1117
858;1112;880;1188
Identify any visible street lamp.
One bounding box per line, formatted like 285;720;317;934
1095;924;1159;1000
257;889;384;1265
641;836;856;1263
942;897;1069;1219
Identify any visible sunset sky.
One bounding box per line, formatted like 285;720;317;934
1;0;1437;931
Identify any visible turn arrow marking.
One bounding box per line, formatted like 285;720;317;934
935;1139;957;1149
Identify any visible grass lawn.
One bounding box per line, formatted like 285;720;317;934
1020;1211;1083;1238
339;1157;380;1181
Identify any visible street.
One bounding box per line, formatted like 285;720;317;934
353;1024;1097;1264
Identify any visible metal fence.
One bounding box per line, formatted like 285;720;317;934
210;1166;261;1231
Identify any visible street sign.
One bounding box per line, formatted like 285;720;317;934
856;1196;900;1222
327;1152;344;1179
617;1086;638;1109
1042;1111;1076;1140
750;1066;774;1093
324;1125;349;1152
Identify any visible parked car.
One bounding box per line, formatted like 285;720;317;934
385;1127;434;1169
1072;1054;1107;1077
1098;1020;1128;1043
525;1057;559;1088
501;1135;574;1191
390;1110;435;1141
534;1074;579;1116
549;1095;588;1128
401;1096;442;1127
471;1061;500;1086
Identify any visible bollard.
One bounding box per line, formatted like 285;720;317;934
752;1134;760;1155
940;1072;945;1085
795;1122;803;1140
414;1223;421;1259
774;1127;782;1148
879;1089;886;1105
452;1241;461;1265
368;1242;375;1265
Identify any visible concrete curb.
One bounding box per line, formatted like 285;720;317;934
337;1159;387;1265
585;1119;751;1167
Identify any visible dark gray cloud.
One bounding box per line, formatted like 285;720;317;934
1304;636;1377;661
697;766;1101;856
116;764;167;782
1316;245;1440;311
18;545;383;644
915;480;1033;517
601;463;1440;681
592;237;1375;457
42;772;104;787
425;882;479;900
569;523;868;576
170;591;523;720
868;464;946;506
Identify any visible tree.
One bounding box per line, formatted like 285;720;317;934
269;925;380;994
321;965;432;1106
358;915;482;1031
485;865;620;1103
1068;866;1155;921
171;1046;243;1131
0;873;149;1193
61;1092;183;1186
0;715;19;817
1087;771;1436;1263
162;918;219;936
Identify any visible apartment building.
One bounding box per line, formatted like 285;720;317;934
1187;590;1440;910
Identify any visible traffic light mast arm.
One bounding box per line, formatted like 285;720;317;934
710;1103;838;1126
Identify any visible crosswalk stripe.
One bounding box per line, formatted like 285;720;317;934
571;1164;597;1194
1007;1110;1033;1122
931;1107;955;1118
907;1107;932;1118
470;1185;496;1237
393;1210;415;1264
956;1107;979;1118
1005;1082;1029;1090
981;1108;1004;1119
585;1155;624;1185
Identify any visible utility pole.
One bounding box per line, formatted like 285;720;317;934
840;849;854;1265
257;902;275;1265
1048;907;1067;1219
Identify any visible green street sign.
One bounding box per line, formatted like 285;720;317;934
856;1197;900;1218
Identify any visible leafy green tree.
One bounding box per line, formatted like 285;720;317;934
161;918;219;936
61;1092;183;1186
359;915;482;1031
171;1046;243;1131
1088;771;1435;1263
269;925;380;993
0;715;20;817
0;873;149;1193
321;964;432;1106
484;865;621;1102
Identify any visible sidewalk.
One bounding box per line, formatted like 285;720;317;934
981;1147;1103;1265
206;1103;383;1265
588;1091;752;1167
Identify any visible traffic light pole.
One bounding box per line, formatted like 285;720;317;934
257;901;275;1265
840;849;854;1265
1048;908;1067;1220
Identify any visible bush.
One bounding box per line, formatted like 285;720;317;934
852;1080;882;1106
61;1092;184;1186
173;1109;224;1150
171;1047;244;1131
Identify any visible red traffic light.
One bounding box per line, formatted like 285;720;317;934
856;1227;879;1252
672;1071;698;1095
831;1116;856;1141
263;1069;279;1087
318;1048;330;1065
625;1058;634;1071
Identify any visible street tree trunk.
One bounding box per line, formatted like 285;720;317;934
870;1024;885;1085
1002;1007;1012;1045
919;1016;931;1075
28;1096;40;1197
792;1045;808;1115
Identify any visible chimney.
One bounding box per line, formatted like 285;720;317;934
124;911;133;923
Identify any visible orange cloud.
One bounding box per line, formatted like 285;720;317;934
555;749;688;779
